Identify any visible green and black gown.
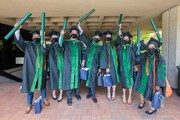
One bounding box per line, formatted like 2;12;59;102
100;41;120;85
41;43;64;90
79;33;102;90
62;39;86;90
133;53;167;101
117;39;148;89
117;43;135;89
14;34;46;93
132;41;148;83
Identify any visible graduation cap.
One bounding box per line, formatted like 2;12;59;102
94;30;103;37
147;37;162;48
49;31;59;37
123;31;133;38
69;26;80;34
103;30;113;36
29;30;40;35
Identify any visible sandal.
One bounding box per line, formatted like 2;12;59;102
107;91;111;101
112;91;116;100
122;95;126;104
127;96;132;105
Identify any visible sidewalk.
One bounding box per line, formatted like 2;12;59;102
0;82;179;120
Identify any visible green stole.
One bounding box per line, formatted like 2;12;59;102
30;43;43;92
122;44;133;89
86;41;102;87
106;42;120;83
66;40;81;89
138;55;154;95
54;43;64;89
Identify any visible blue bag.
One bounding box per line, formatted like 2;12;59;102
103;74;112;87
80;68;89;81
97;74;103;86
151;91;165;109
34;96;42;114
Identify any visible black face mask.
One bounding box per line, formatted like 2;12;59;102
105;37;112;41
71;34;78;39
122;40;131;44
147;48;156;55
94;38;99;43
52;38;58;43
33;38;40;43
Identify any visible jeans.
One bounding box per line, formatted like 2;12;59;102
27;89;46;105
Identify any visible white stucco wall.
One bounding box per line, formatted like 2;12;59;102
162;6;180;89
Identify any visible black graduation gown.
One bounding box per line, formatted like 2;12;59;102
100;41;120;85
131;41;148;83
14;35;46;93
133;53;167;101
117;44;135;89
79;33;102;90
41;43;64;90
62;39;86;90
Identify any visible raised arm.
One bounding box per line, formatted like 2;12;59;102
14;27;27;52
41;43;50;55
57;30;65;52
114;24;123;47
114;34;123;47
78;23;91;46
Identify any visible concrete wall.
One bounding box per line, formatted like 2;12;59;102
162;6;180;89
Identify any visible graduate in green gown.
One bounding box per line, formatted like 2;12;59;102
117;31;135;104
60;26;86;106
133;36;167;115
78;23;103;103
41;31;64;102
14;23;50;114
100;31;120;101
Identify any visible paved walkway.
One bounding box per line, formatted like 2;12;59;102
0;82;179;120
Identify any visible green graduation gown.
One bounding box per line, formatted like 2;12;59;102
117;44;135;89
79;33;102;90
62;39;86;90
100;41;120;85
133;53;167;101
14;35;46;93
41;43;64;90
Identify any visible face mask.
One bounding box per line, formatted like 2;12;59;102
105;37;111;41
94;38;99;43
71;34;77;39
122;40;131;44
147;48;156;55
52;38;58;43
33;38;40;43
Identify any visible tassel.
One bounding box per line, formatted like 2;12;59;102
44;56;46;70
108;44;111;68
153;57;156;94
146;57;149;75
